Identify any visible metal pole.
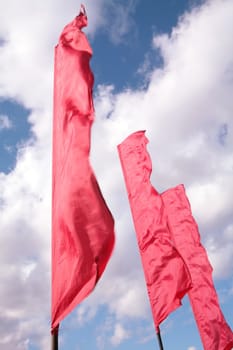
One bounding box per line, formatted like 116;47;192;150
156;327;164;350
51;326;59;350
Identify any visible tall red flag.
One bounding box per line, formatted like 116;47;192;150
162;185;233;350
52;6;115;332
117;131;192;330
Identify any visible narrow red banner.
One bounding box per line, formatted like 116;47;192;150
51;7;115;332
162;185;233;350
117;131;192;330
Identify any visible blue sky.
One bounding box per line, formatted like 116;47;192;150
0;1;233;349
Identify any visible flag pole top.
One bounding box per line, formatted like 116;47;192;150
80;4;87;16
74;4;88;30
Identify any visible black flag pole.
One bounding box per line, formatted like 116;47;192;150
51;325;59;350
156;327;164;350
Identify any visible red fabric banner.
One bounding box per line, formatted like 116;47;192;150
117;131;192;330
51;7;115;332
162;185;233;350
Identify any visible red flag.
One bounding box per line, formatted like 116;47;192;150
162;185;233;350
117;131;192;330
51;6;115;332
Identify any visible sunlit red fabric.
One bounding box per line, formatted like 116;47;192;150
162;185;233;350
51;7;115;333
117;131;192;329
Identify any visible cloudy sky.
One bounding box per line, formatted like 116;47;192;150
0;0;233;349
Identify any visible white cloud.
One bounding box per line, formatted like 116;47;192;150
0;0;233;348
110;323;130;346
101;0;138;44
0;138;51;349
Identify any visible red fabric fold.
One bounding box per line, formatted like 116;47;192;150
117;131;192;329
51;8;115;332
162;185;233;350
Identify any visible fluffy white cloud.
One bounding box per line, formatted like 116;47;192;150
0;0;233;348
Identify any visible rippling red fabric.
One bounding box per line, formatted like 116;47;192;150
117;131;192;330
51;8;115;332
162;185;233;350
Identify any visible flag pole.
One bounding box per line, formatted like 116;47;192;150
51;326;59;350
156;327;164;350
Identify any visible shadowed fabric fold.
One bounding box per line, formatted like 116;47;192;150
51;8;115;333
162;185;233;350
117;131;192;330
